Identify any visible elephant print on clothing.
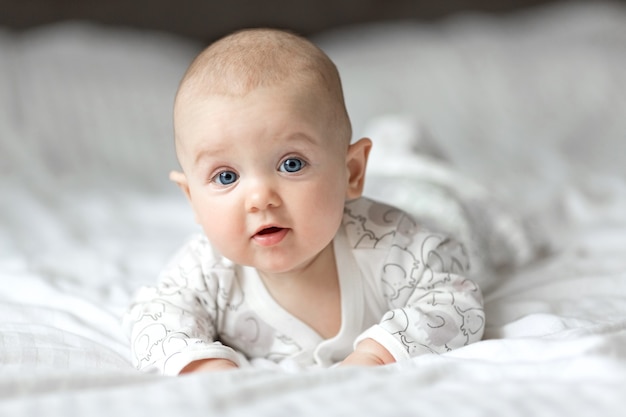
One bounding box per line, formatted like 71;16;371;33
344;197;483;357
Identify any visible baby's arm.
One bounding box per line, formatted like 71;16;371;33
352;233;485;365
123;239;242;375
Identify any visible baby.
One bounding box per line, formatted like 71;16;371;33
124;28;485;375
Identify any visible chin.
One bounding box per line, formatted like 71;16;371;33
252;256;310;276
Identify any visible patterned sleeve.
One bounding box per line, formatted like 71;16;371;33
357;231;485;361
122;238;244;375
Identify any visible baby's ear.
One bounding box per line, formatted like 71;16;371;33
170;170;202;225
346;137;372;200
169;170;192;201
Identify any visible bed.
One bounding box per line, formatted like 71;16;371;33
2;1;626;415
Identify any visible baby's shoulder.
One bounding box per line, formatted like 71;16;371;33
342;197;421;250
342;198;470;277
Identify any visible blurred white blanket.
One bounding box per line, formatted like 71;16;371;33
2;2;626;416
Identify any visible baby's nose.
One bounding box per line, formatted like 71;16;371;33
245;179;282;212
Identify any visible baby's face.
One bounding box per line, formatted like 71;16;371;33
175;83;351;275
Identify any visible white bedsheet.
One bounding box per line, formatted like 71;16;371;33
2;2;626;416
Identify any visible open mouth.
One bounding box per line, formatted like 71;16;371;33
256;227;284;236
252;226;289;246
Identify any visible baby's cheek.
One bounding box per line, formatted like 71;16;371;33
198;210;240;252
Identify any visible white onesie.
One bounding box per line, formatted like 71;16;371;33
124;197;485;375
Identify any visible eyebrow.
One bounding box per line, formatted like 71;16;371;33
191;144;229;171
287;131;321;148
193;148;214;165
191;131;322;167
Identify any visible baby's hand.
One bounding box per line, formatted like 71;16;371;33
340;338;395;367
179;358;239;374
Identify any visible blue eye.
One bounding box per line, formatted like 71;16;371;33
213;170;238;185
279;158;305;173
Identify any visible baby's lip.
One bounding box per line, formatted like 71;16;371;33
252;225;289;246
255;226;284;235
253;224;283;236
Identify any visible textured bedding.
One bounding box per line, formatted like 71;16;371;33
2;2;626;415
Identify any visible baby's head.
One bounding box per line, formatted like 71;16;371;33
170;28;371;275
174;28;352;159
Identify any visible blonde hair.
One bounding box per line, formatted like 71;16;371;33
174;28;352;145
